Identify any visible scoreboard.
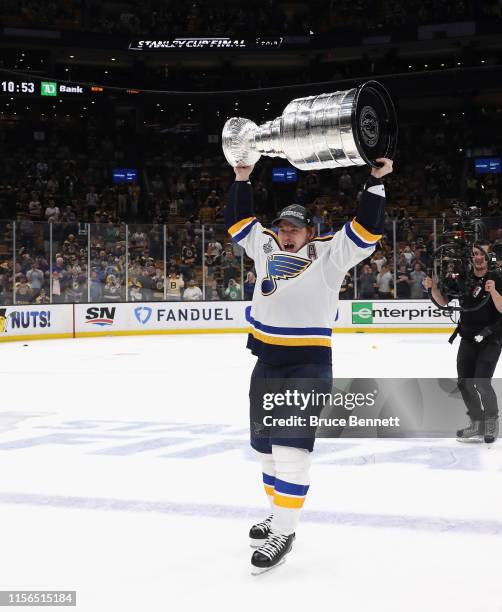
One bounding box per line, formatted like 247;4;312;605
1;78;85;97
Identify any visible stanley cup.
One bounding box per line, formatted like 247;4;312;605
222;80;397;170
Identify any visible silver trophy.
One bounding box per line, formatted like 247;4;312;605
222;80;397;170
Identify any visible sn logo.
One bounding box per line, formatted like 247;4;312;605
85;307;116;326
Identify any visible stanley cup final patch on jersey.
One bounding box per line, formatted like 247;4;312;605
473;285;482;298
261;253;312;296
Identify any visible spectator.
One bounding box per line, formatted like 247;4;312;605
44;199;60;222
205;279;222;301
410;263;426;299
244;271;256;300
339;272;354;299
15;277;33;305
225;278;242;300
89;270;102;302
166;268;184;300
396;264;411;298
183;279;203;301
180;239;197;281
358;263;377;299
371;250;387;273
35;287;50;304
26;262;44;299
376;264;393;299
86;186;99;219
102;274;122;301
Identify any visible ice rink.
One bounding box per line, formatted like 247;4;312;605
1;332;502;612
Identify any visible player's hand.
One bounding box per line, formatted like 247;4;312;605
234;164;254;182
371;158;393;179
485;279;497;294
423;276;433;290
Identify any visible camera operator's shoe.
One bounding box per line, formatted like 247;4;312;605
484;417;499;444
249;514;273;548
456;419;483;442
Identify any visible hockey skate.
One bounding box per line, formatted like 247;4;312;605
456;419;483;442
249;515;272;548
251;533;295;575
484;417;499;444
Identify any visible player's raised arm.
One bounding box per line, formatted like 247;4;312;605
330;157;393;270
224;165;263;260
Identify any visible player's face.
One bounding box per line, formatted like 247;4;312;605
277;221;311;253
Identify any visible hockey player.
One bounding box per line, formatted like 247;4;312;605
225;158;393;574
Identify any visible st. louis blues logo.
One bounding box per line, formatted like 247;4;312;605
261;253;311;296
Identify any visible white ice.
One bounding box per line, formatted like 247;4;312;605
1;332;502;612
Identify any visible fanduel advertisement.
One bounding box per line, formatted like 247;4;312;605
75;302;249;335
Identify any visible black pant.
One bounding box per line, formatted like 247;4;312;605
249;360;333;453
457;337;501;420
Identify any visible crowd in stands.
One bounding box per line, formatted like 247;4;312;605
2;0;501;37
0;92;501;305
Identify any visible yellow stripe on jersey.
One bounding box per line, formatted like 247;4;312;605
228;216;256;237
273;493;306;509
264;484;275;496
351;218;382;243
251;329;332;348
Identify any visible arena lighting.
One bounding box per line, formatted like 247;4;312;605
69;55;74;59
441;63;445;67
104;71;108;74
91;86;104;92
111;58;116;61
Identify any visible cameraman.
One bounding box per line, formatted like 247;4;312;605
424;243;502;443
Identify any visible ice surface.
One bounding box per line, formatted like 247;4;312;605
1;333;501;612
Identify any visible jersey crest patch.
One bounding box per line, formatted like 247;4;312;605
261;253;312;296
263;237;274;254
308;243;317;260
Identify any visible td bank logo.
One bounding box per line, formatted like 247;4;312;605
352;302;373;324
41;81;57;96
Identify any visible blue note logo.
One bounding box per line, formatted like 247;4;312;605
261;253;311;296
134;306;153;325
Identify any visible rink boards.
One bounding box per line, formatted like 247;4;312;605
0;301;456;342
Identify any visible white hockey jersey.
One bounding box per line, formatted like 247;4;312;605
225;178;386;365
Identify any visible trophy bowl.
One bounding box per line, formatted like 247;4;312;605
222;80;397;170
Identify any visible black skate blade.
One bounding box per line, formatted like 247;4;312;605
251;556;287;576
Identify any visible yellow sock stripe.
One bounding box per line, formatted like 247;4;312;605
351;218;382;243
251;329;332;348
228;216;255;237
264;484;275;497
273;493;306;509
